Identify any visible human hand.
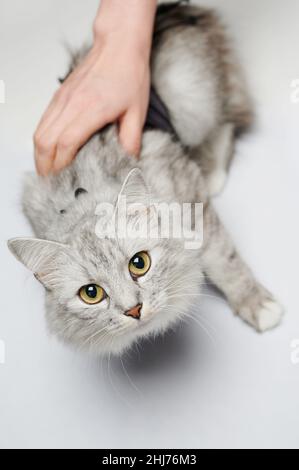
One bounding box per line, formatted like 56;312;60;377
34;0;156;176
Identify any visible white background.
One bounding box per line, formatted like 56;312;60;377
0;0;299;449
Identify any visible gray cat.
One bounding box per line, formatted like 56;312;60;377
8;3;283;356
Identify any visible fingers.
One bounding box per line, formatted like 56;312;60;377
34;91;71;175
33;42;149;175
34;136;55;176
34;92;102;176
51;106;112;173
34;83;89;175
36;87;68;132
119;110;143;158
35;105;144;175
34;55;98;175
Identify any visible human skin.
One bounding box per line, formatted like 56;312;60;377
34;0;157;176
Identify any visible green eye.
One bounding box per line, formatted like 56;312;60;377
79;284;106;305
129;251;151;278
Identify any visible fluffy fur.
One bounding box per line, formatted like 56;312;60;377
8;3;283;356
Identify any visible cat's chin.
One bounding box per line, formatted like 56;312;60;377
86;310;186;357
85;332;142;357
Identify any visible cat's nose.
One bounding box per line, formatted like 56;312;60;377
124;303;142;320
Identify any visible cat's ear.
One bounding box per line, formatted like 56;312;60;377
116;168;151;209
7;237;69;289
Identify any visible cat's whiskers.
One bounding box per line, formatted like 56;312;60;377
188;312;218;336
165;291;227;307
94;331;110;351
157;302;217;344
58;316;83;338
183;312;217;345
199;293;228;305
82;326;108;350
107;346;134;409
120;356;143;397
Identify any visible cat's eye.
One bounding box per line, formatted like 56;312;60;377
129;251;151;278
78;284;106;305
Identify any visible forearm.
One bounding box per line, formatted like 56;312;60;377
93;0;157;58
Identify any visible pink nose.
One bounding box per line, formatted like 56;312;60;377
124;303;142;320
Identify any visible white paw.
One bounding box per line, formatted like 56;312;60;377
237;290;284;333
206;170;227;196
255;300;284;332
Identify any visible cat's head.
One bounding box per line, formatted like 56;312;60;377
8;169;203;356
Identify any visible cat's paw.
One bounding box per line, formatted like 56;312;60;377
254;299;284;332
237;295;284;332
206;169;227;197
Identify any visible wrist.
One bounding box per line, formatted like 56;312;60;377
93;0;156;59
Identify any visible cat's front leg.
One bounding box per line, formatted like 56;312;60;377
200;203;284;331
